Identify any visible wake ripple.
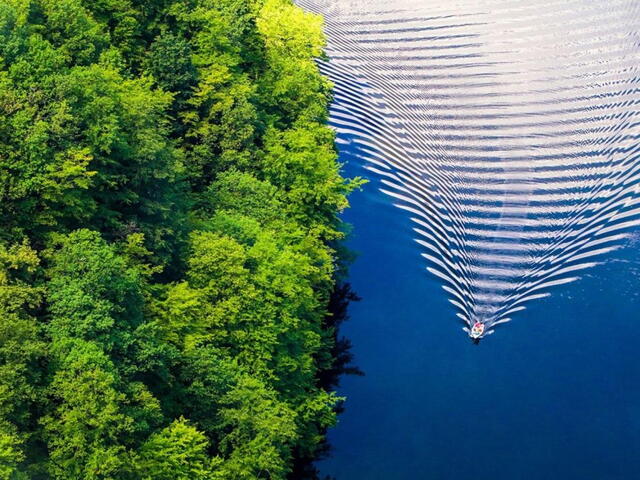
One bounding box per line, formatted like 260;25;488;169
297;0;640;339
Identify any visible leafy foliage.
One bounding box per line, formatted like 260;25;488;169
0;0;361;478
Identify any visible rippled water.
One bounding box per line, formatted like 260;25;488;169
299;0;640;340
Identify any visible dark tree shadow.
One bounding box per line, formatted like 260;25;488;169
289;281;364;480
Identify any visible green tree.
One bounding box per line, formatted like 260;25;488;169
137;418;221;480
43;230;164;479
0;1;360;477
0;242;45;478
0;1;185;259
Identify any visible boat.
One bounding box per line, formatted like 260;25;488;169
470;321;485;339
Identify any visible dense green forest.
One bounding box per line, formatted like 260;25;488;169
0;0;362;478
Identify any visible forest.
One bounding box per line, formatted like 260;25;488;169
0;0;362;478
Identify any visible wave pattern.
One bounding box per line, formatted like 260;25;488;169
297;0;640;339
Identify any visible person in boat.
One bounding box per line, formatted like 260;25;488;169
470;321;485;344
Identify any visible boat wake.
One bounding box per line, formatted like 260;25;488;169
297;0;640;339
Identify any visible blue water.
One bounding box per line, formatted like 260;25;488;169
320;166;640;480
296;0;640;477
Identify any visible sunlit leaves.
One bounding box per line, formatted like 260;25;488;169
0;0;354;477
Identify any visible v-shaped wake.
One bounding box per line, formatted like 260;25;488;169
298;0;640;340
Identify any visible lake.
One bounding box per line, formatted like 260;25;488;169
294;0;640;478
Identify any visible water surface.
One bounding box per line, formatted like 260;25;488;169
323;178;640;479
295;0;640;478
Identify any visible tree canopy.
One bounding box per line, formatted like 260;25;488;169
0;0;362;478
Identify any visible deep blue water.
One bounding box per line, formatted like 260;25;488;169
297;0;640;477
319;160;640;480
